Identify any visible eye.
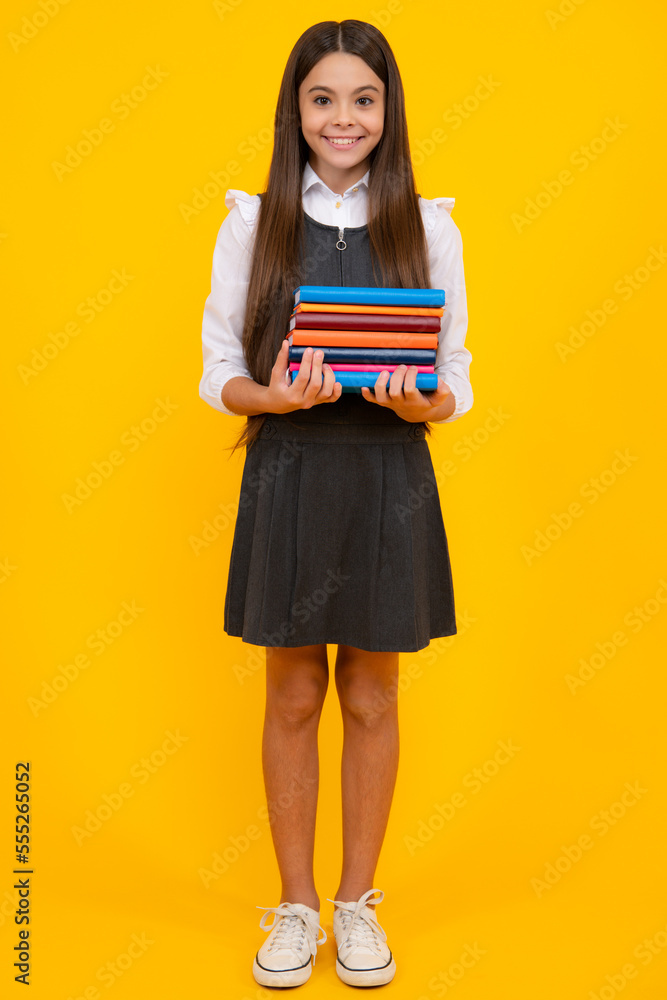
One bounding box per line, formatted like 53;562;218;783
313;96;373;106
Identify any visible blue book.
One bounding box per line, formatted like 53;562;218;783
288;346;437;365
291;370;439;391
293;285;445;307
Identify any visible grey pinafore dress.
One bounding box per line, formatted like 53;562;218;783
223;203;457;652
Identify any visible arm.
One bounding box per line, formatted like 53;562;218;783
199;204;263;416
428;205;474;424
358;202;473;423
200;203;343;417
221;376;273;416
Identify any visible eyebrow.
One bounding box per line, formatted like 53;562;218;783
306;84;380;95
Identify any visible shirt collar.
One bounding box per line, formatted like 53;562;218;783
302;160;370;198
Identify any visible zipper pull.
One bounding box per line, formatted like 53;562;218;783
336;227;347;250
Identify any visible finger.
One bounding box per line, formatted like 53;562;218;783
318;362;337;401
425;377;451;404
387;365;408;401
323;365;343;402
273;339;290;387
305;349;326;398
373;370;391;404
402;364;419;399
275;338;289;374
291;347;313;392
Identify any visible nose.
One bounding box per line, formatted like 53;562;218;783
331;104;357;127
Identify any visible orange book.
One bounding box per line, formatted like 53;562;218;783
294;303;444;317
287;330;439;349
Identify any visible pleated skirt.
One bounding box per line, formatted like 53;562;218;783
223;407;457;653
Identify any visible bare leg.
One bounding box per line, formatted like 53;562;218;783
262;643;329;912
332;644;400;907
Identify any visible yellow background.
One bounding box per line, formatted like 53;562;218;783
2;0;666;996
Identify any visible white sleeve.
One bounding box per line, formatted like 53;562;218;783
426;202;474;424
199;203;256;415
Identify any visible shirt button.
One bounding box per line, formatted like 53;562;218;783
335;201;341;208
352;187;358;192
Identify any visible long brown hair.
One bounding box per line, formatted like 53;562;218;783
226;19;435;456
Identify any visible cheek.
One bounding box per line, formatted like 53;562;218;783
301;111;323;134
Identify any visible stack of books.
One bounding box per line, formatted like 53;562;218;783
287;285;445;392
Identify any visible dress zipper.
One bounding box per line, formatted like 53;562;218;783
336;227;346;284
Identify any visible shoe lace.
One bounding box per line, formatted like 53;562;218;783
256;903;327;961
326;888;388;954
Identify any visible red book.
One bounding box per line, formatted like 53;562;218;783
289;312;441;333
288;331;439;349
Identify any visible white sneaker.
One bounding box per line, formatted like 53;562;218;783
252;900;327;988
327;888;397;986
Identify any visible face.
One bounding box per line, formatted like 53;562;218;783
298;51;385;193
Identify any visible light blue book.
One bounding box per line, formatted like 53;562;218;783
292;369;439;391
293;285;445;307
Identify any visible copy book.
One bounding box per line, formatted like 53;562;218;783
293;285;446;307
294;302;444;317
288;346;437;365
289;312;441;334
291;370;440;390
288;331;439;350
289;363;435;373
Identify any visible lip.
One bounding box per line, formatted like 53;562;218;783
322;136;364;148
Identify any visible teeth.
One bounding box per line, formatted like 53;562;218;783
327;137;360;145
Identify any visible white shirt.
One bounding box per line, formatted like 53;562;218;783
199;160;473;424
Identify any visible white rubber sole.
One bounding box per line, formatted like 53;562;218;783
335;954;397;987
252;953;313;988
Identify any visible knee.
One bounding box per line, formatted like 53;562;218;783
336;667;399;726
267;671;328;726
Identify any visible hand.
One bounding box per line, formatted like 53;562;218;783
360;366;453;421
266;340;343;414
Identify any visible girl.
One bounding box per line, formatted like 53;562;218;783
199;20;473;989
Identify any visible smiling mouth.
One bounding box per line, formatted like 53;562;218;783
323;136;364;147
